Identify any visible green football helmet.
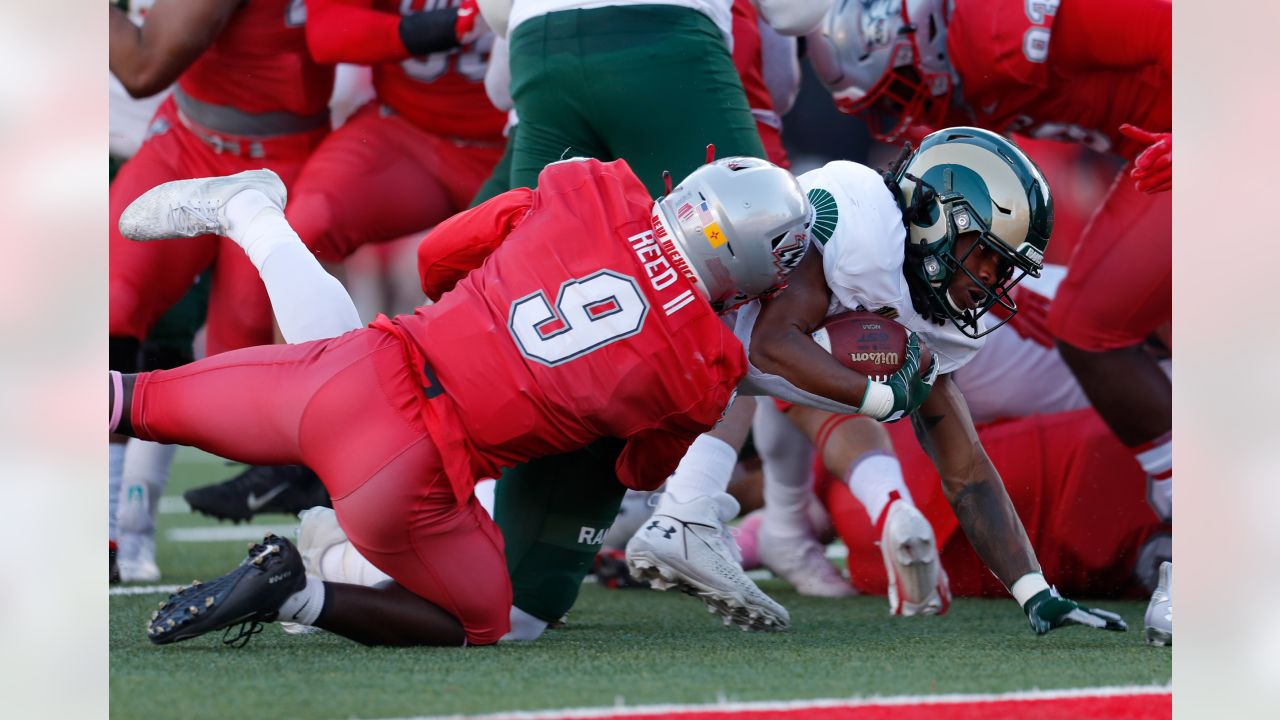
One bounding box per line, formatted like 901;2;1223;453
890;127;1053;338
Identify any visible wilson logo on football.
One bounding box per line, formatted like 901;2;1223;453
847;351;899;366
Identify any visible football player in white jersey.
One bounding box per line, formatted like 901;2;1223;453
626;127;1128;636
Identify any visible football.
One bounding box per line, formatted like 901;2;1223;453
810;310;932;379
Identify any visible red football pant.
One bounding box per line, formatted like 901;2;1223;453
108;97;325;355
1047;167;1172;351
129;329;512;644
288;103;505;262
815;409;1168;599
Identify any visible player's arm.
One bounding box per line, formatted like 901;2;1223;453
913;375;1128;634
417;188;534;301
747;248;874;409
1050;0;1171;77
307;0;476;65
109;0;241;98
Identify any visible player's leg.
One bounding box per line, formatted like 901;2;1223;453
506;15;612;189
787;405;949;615
285;104;457;263
751;400;852;597
116;274;212;581
1047;172;1173;522
626;396;791;631
582;7;767;195
495;439;629;638
108;125;218;581
137;333;511;646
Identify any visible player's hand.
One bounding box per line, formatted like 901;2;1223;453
1118;124;1172;194
1023;587;1128;635
881;333;938;422
455;0;488;44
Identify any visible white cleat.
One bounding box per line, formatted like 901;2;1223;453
280;506;352;637
881;500;950;616
116;532;160;583
118;169;286;241
757;518;855;598
626;493;790;631
1144;561;1172;647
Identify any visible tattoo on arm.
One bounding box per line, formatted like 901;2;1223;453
948;476;1040;588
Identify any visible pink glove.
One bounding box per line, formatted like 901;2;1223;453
1118;124;1172;194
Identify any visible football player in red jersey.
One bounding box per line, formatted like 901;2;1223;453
109;0;334;364
809;0;1172;641
291;0;506;262
109;156;811;647
108;0;333;584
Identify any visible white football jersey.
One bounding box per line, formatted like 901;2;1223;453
951;265;1093;423
735;160;985;414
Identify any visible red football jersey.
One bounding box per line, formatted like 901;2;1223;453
308;0;505;140
179;0;334;117
947;0;1171;159
376;159;746;503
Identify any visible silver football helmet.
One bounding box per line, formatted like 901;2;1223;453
652;157;811;313
808;0;956;141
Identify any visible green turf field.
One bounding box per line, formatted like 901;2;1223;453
109;450;1171;719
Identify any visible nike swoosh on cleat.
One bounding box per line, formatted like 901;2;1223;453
246;483;290;512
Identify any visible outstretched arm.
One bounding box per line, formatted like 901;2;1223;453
911;374;1040;587
109;0;241;98
913;375;1128;634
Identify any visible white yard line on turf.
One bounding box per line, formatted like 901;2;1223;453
167;524;298;542
369;685;1173;720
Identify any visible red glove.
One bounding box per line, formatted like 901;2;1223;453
1118;124;1172;194
455;0;486;44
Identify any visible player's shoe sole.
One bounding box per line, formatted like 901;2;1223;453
626;496;790;632
119;169;285;241
147;534;304;646
881;501;950;616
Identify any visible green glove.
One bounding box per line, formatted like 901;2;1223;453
879;332;938;422
1024;587;1128;635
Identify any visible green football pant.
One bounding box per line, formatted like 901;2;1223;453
495;439;629;623
507;4;766;196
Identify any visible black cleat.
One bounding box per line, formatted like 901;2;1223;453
183;464;331;523
110;541;121;585
147;534;305;646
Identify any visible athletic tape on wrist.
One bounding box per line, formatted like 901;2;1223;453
110;371;123;433
857;381;895;420
1010;572;1050;608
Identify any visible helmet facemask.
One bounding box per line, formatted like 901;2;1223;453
902;171;1043;339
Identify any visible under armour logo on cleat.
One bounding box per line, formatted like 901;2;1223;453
646;520;676;539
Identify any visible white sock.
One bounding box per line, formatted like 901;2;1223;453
278;576;325;626
501;606;548;642
846;451;913;525
319;541;391;587
117;440;177;537
754;402;815;538
224;190;286;267
109;442;125;541
224;191;362;343
663;434;738;504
